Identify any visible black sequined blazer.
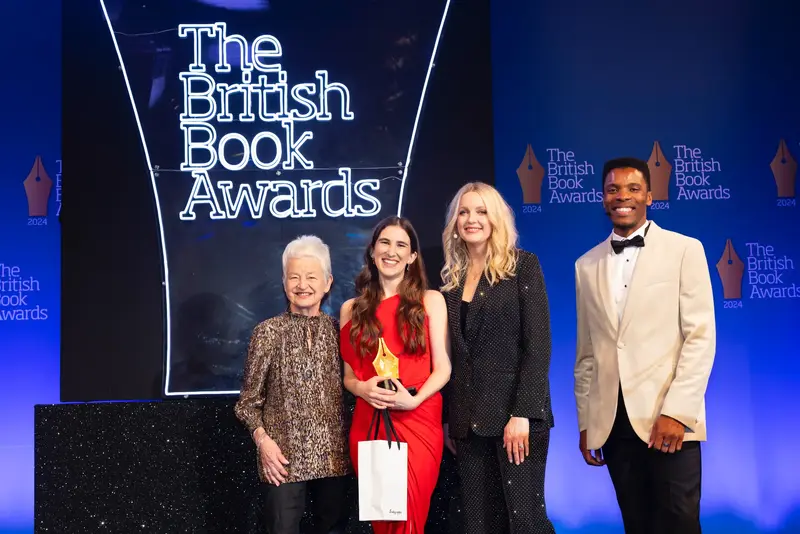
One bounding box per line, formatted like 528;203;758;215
443;249;554;440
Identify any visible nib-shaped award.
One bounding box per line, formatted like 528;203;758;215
373;337;400;389
716;239;744;300
647;141;671;202
770;139;796;198
99;0;451;395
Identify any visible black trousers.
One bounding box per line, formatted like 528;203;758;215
602;389;702;534
456;430;555;534
260;475;349;534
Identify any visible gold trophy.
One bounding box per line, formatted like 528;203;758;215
372;337;400;390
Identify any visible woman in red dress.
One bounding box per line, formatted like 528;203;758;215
340;216;451;534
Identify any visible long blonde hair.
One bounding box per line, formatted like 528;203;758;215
440;182;519;291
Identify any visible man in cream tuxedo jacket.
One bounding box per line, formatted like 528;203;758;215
574;157;716;534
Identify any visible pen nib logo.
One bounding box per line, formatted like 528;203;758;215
716;239;744;300
516;144;544;204
23;155;53;217
647;141;671;201
770;139;796;198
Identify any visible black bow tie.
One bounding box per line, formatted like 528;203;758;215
611;235;645;254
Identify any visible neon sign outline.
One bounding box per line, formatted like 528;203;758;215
99;0;452;396
176;22;385;221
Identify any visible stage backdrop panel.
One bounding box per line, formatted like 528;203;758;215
0;1;61;532
491;1;799;533
99;0;457;397
62;0;494;403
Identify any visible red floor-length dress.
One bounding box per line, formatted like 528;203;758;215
341;294;443;534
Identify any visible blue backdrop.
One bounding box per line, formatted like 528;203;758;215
492;1;799;532
0;2;61;533
2;1;799;533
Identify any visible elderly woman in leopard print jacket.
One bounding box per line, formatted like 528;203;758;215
235;235;352;534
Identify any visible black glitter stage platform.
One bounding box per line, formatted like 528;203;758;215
35;400;462;533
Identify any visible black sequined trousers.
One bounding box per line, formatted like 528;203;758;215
455;429;555;534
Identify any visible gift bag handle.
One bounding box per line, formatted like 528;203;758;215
367;409;380;440
382;409;401;449
366;409;402;449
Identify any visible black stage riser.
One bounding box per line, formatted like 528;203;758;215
35;400;462;533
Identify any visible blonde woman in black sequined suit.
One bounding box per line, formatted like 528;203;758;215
235;235;352;534
440;182;555;534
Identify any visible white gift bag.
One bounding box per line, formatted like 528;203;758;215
357;409;408;521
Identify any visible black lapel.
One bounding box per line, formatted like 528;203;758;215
464;275;492;345
444;281;468;357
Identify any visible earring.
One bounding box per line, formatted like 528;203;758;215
453;233;458;239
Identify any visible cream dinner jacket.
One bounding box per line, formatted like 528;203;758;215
574;221;716;450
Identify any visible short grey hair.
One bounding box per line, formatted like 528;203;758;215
281;235;332;280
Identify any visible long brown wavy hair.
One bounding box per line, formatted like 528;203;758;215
349;217;429;358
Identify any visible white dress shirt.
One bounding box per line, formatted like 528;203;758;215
608;221;650;320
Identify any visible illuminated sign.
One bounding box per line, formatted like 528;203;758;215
100;0;452;397
177;22;381;220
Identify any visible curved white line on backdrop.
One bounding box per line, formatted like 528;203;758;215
397;0;452;217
